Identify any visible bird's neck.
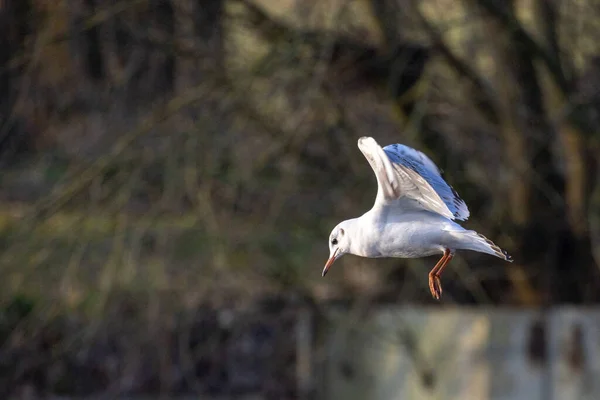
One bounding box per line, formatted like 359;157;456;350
345;212;381;257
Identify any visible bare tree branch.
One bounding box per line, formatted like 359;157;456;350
474;0;571;92
412;3;498;121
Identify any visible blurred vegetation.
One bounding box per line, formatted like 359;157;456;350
1;0;600;397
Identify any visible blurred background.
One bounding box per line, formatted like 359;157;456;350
1;0;600;399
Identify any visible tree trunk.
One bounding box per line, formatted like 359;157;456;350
480;0;565;302
0;0;33;161
479;0;598;303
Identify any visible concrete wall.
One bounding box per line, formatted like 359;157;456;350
322;307;600;400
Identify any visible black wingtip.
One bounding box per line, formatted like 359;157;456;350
477;233;513;262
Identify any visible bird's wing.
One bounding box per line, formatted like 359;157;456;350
357;136;470;221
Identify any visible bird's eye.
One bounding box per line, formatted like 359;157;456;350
331;238;338;245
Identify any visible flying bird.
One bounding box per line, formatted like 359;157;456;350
323;137;512;300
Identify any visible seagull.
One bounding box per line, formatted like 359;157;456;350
322;137;512;300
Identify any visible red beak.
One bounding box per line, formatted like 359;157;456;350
322;249;339;277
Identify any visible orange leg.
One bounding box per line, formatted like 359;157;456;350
428;249;454;300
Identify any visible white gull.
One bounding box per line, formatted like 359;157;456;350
322;136;513;299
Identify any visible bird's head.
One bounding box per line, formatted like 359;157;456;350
323;221;352;277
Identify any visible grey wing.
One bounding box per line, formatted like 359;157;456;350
357;137;470;221
383;143;470;220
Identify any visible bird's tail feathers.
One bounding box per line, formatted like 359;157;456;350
450;230;513;262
